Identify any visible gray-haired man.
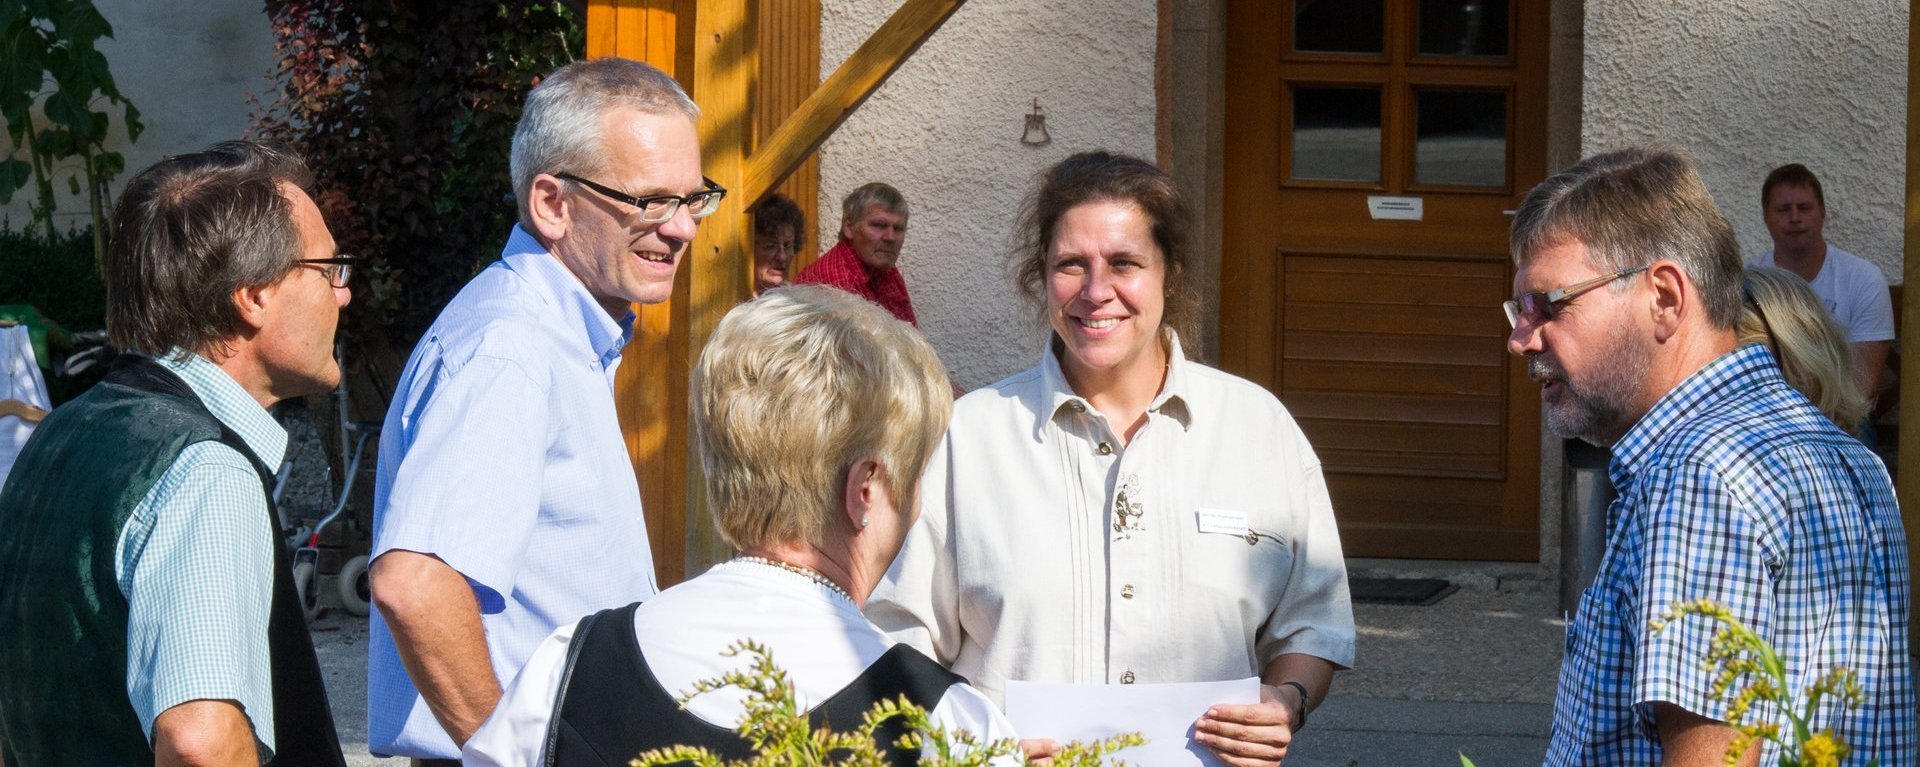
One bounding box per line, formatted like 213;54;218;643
367;57;724;761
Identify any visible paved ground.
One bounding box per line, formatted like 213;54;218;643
310;563;1567;766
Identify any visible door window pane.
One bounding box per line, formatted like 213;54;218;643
1294;0;1384;54
1417;0;1509;57
1292;86;1382;183
1415;89;1507;187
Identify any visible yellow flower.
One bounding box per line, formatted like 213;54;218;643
1801;732;1844;767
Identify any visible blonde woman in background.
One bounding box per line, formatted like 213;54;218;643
1739;264;1870;434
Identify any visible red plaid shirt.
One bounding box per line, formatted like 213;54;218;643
794;240;918;326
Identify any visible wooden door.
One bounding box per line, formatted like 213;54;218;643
1222;0;1547;561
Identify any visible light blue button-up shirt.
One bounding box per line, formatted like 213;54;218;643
116;352;284;755
367;227;658;758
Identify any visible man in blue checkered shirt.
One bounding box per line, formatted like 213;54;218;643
1506;147;1914;766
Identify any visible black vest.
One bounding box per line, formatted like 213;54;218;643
0;356;345;767
544;603;964;767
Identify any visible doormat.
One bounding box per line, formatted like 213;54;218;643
1350;577;1457;606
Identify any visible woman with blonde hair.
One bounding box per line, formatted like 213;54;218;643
1739;264;1870;433
463;286;1016;767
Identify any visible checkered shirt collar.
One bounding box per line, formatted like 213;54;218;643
1608;343;1779;489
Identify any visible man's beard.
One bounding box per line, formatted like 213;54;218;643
1528;321;1651;446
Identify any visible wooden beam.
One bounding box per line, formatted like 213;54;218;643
740;0;968;207
1902;0;1920;648
685;0;755;574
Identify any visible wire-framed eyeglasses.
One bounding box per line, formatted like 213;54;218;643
1503;266;1647;330
296;256;359;288
556;173;726;223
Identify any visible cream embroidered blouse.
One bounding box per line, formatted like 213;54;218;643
868;333;1356;705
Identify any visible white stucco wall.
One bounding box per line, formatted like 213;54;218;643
0;0;275;231
1583;1;1909;282
818;0;1158;389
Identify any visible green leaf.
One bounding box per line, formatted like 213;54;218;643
0;157;30;201
43;88;92;134
53;3;110;45
121;99;140;142
88;149;120;179
35;126;72;155
1459;752;1477;767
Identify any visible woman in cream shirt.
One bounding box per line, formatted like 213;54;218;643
869;152;1354;767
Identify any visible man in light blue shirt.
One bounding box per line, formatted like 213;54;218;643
0;141;354;765
367;57;726;760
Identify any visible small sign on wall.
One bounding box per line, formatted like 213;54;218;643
1367;196;1423;221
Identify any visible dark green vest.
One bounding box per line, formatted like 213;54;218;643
0;356;344;766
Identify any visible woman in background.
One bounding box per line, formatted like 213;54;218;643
1739;264;1869;433
870;151;1354;767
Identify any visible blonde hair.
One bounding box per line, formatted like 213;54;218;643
692;285;952;550
1738;265;1868;432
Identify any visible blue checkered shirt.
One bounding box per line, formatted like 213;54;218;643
1546;344;1915;766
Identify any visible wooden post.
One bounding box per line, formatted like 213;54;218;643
1902;0;1920;648
742;0;968;205
589;0;696;586
587;0;968;585
683;0;755;574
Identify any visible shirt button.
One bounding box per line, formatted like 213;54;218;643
1097;441;1113;455
1121;584;1135;599
1120;670;1136;684
1070;401;1086;413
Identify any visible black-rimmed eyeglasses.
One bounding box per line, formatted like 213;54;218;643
557;173;726;223
297;256;359;288
1502;266;1647;330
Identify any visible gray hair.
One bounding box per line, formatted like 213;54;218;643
1510;146;1744;329
839;182;908;226
510;57;699;229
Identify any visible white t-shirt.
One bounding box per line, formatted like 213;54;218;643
462;559;1018;767
1755;244;1895;343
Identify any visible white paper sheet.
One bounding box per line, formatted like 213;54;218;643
1003;677;1259;767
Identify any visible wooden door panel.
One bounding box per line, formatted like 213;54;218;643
1285;360;1504;397
1284;391;1501;426
1225;0;1546;561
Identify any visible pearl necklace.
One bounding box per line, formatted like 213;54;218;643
736;556;854;603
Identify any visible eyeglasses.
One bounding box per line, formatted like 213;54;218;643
1502;266;1647;329
296;255;359;288
754;239;798;255
556;173;726;223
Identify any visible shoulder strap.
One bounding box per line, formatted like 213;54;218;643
814;644;964;766
543;607;610;767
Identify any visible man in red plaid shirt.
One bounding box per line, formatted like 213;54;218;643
795;182;916;325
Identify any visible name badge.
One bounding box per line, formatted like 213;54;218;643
1195;508;1250;536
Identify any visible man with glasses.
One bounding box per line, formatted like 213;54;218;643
1509;148;1912;766
751;193;804;296
367;57;723;763
0;140;351;765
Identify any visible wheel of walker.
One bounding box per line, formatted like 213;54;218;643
337;554;371;617
292;561;322;621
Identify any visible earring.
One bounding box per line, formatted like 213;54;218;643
860;514;870;529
